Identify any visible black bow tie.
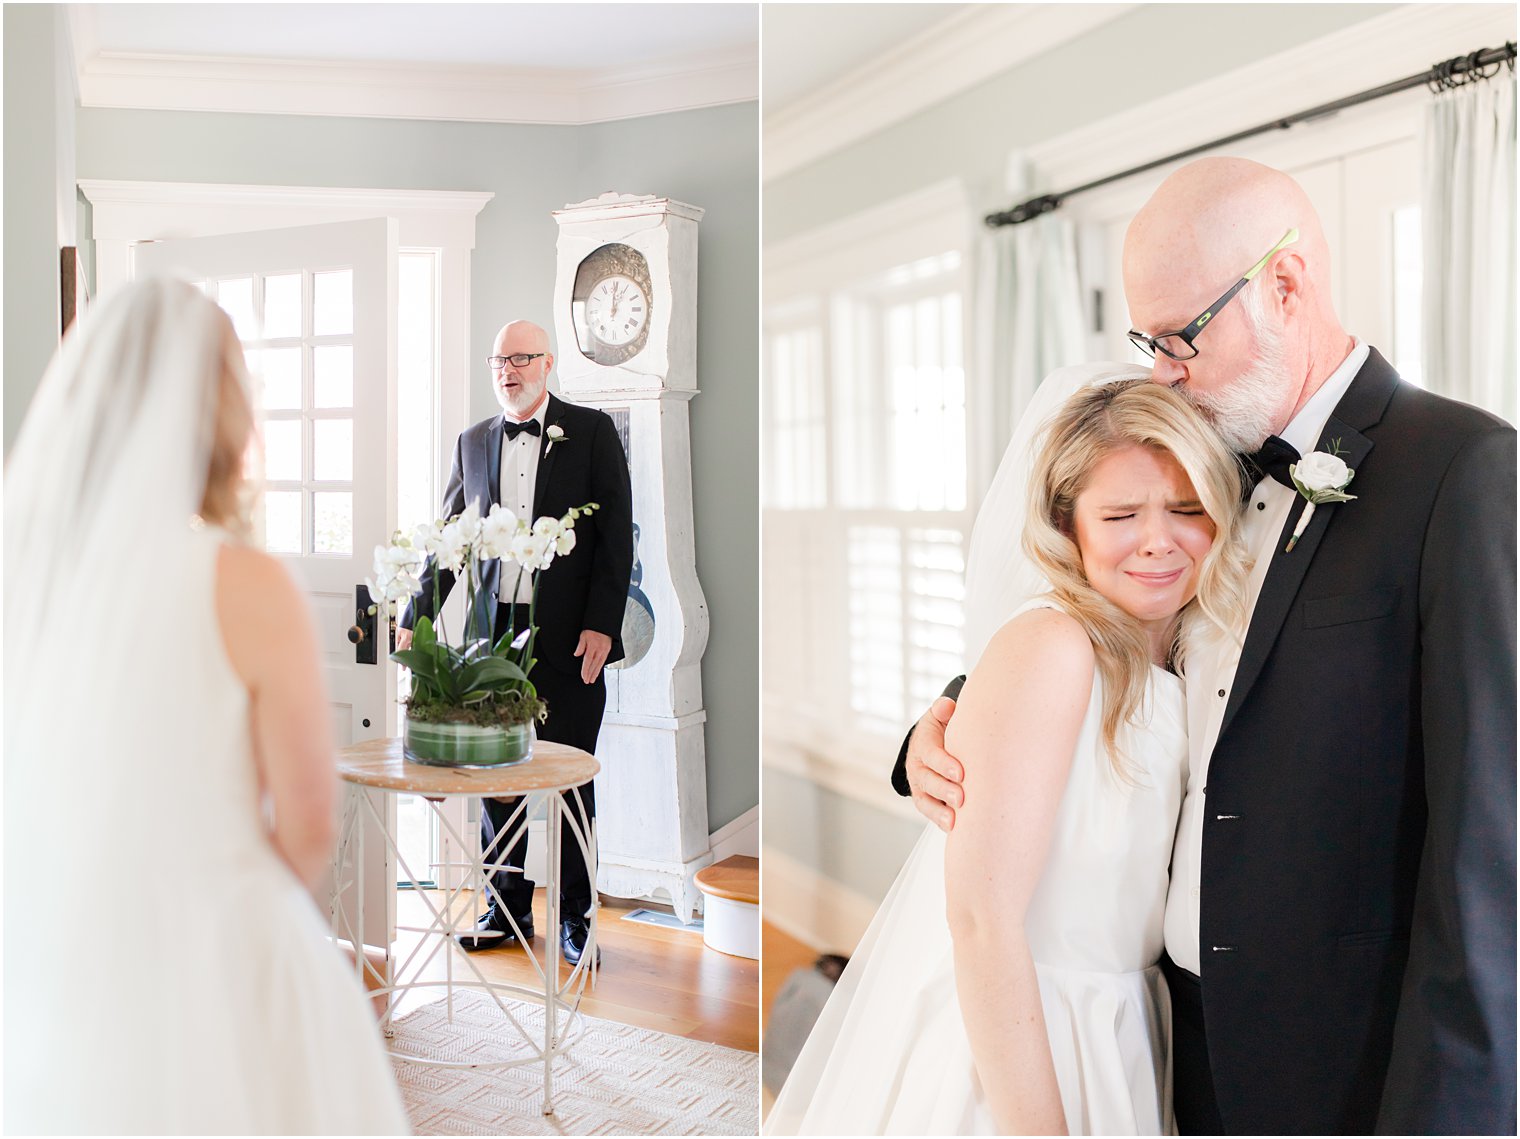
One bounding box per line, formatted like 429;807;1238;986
1243;435;1300;493
503;418;541;441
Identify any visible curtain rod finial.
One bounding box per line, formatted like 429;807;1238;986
984;193;1063;229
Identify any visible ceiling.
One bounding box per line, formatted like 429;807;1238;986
69;3;759;123
762;4;970;117
80;4;758;71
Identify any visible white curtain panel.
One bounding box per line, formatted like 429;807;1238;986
1421;70;1517;424
973;169;1085;496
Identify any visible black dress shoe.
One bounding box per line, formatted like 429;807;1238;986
457;908;534;952
560;917;599;966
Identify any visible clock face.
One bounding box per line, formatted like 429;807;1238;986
585;275;649;347
569;243;653;367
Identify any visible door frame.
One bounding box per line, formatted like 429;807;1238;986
82;180;493;885
80;183;492;680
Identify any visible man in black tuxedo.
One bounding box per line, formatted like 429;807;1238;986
399;319;632;966
897;158;1515;1133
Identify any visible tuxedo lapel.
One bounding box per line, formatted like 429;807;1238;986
484;415;504;509
1218;350;1400;742
532;394;566;519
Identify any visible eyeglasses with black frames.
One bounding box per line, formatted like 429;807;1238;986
487;353;547;370
1127;228;1299;362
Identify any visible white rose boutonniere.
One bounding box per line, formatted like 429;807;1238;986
1285;442;1357;552
545;424;567;455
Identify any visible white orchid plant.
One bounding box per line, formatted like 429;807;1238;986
367;500;598;726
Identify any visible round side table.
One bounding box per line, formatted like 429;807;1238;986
331;736;599;1115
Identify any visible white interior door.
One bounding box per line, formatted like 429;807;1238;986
134;218;398;949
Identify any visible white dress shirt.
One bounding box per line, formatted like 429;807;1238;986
1163;340;1369;975
497;399;548;605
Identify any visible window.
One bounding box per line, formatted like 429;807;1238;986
208;269;357;556
763;300;827;510
764;241;969;745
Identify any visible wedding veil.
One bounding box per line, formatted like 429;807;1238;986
4;278;248;1115
961;360;1151;668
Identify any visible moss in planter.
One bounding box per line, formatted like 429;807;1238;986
404;689;547;728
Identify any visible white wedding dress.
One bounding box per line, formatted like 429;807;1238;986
7;526;411;1135
767;599;1188;1136
4;279;410;1134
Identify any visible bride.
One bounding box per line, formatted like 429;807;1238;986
5;278;410;1134
767;374;1248;1135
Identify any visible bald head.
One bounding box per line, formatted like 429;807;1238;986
494;320;551;356
1123;157;1352;446
1125;157;1330;318
490;320;554;419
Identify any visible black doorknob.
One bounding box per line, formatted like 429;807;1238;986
347;624;365;645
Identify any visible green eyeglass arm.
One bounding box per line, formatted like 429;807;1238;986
1179;227;1300;342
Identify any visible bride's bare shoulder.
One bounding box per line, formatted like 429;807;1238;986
978;606;1094;679
214;541;314;685
215;541;302;606
957;606;1095;717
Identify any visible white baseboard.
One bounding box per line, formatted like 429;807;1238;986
760;844;878;957
708;805;759;861
501;808;761;907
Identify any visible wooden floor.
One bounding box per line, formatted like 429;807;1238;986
761;921;818;1032
381;888;759;1053
759;921;820;1120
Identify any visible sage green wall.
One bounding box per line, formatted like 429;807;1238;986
67;100;759;829
766;4;1397;242
4;4;77;451
761;3;1397;909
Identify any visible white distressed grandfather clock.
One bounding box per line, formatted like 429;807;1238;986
552;192;712;920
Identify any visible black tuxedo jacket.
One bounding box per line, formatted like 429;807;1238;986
402;393;634;677
893;349;1516;1133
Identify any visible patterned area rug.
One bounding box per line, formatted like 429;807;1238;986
389;991;758;1135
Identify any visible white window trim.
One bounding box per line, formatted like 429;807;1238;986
763;179;974;819
79;179;492;479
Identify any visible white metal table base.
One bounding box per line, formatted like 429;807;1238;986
330;782;598;1115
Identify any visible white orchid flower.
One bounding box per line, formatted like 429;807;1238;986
478;503;519;560
509;531;547;570
455;501;483;545
435;521;470;574
409;521;440;558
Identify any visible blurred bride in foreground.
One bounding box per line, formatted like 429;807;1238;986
4;278;410;1134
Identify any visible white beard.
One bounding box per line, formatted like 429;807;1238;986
493;380;544;419
1185;292;1293;452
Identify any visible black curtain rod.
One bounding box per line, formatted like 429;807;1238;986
985;42;1517;228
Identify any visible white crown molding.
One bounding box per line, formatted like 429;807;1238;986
1020;4;1516;203
763;4;1133;184
75;47;757;125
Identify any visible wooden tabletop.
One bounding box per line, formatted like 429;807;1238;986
694;855;759;904
336;737;599;796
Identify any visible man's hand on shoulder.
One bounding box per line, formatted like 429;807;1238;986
907;695;965;832
574;629;612;684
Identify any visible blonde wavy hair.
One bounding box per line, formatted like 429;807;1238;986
198;324;258;542
1023;379;1250;769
